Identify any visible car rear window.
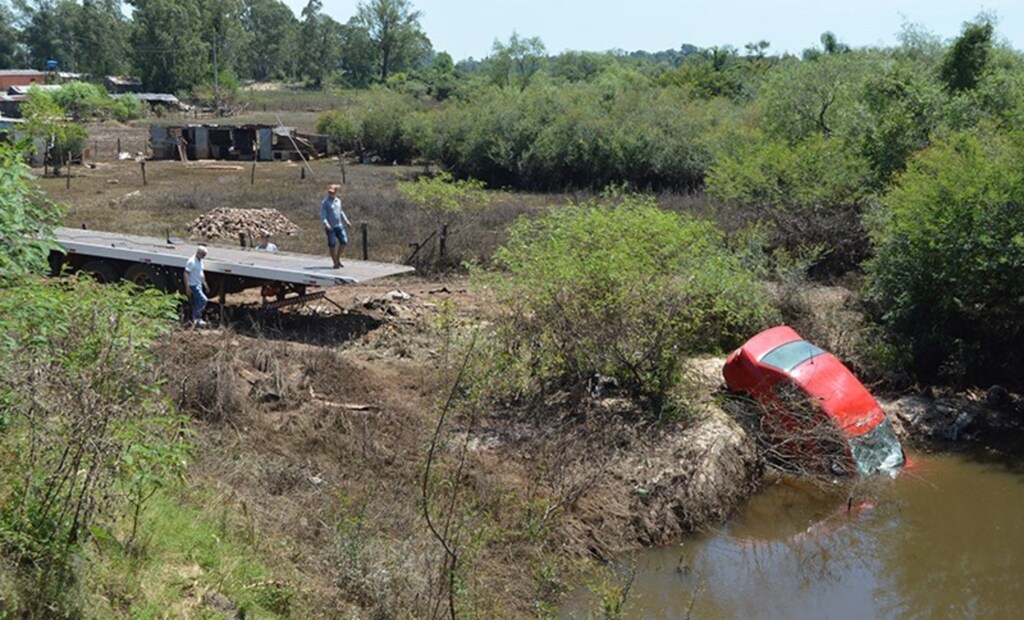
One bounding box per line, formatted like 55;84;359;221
760;340;825;373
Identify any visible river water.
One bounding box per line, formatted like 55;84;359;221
563;450;1024;619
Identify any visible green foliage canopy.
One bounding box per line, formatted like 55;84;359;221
865;130;1024;382
0;141;63;279
476;196;777;415
706;133;874;274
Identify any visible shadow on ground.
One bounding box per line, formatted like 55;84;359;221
225;304;382;346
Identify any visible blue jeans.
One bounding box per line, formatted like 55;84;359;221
326;226;348;248
190;285;207;321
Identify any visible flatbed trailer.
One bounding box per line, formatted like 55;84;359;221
50;227;414;301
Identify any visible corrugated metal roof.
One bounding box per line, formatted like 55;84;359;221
8;84;61;95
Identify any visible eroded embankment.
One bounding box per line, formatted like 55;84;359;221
150;282;1024;616
467;358;765;562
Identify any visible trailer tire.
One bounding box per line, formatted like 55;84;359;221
80;260;119;283
48;250;66;277
124;264;171;292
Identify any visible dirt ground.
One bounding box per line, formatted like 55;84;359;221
144;273;765;616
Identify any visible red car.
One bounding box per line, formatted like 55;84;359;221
723;326;905;476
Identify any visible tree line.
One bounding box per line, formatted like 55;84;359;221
1;0;433;92
316;15;1024;385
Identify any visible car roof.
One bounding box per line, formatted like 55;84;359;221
736;325;803;360
728;326;885;436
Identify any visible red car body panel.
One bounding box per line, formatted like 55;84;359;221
723;326;882;438
724;326;904;476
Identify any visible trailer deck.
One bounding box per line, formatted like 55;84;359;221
54;227;414;294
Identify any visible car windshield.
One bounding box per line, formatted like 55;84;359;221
848;418;905;476
760;340;825;373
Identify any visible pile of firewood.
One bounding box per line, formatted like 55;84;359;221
186;208;300;240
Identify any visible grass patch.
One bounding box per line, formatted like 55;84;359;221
82;486;298;618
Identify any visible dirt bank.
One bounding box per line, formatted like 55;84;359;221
150;277;768;615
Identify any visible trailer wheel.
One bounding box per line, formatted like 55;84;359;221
80;260;119;283
124;264;171;292
48;250;66;277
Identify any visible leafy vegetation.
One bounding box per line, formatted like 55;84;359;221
866;130;1024;382
0;141;63;279
0;141;283;616
474;195;777;416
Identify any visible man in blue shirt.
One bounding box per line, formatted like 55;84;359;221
319;184;351;268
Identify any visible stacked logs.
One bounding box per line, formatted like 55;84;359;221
186;208;300;240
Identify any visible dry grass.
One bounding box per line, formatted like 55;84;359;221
43;124;560;269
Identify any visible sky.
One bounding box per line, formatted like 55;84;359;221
283;0;1024;61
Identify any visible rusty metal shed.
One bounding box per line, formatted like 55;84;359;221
150;124;319;161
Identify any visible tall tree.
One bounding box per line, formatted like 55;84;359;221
352;0;430;82
939;19;994;92
16;0;82;70
0;1;26;68
299;0;341;86
239;0;299;80
198;0;248;84
129;0;209;92
337;22;376;87
490;32;545;90
78;0;131;76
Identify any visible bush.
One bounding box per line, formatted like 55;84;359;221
706;133;875;276
424;81;718;192
50;81;109;120
359;88;419;163
0;142;64;279
474;195;777;415
865;129;1024;382
112;93;144;122
317;109;362;154
0;277;181;614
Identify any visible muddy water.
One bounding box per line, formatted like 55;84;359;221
563;450;1024;619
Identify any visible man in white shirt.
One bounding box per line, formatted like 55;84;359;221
183;245;209;327
255;229;278;252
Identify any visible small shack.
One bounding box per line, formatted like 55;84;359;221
0;116;24;140
149;124;327;162
0;95;24;118
104;76;143;94
125;93;188;112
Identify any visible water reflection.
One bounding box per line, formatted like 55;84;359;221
563;451;1024;619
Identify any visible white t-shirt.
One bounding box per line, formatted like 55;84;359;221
185;255;204;287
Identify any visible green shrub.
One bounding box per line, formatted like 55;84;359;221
0;142;64;279
317;108;362;154
50;81;110;120
359;87;419;163
865;129;1024;382
0;276;180;614
474;195;777;415
706;133;875;275
111;93;144;122
423;81;718;192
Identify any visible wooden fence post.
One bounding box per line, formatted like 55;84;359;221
439;223;449;262
140;160;147;186
361;222;368;260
